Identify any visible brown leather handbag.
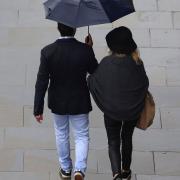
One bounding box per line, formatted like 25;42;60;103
136;91;155;130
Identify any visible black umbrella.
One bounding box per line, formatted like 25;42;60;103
44;0;135;28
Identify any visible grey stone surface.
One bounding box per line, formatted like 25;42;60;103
4;128;56;149
132;151;155;175
0;129;4;149
133;129;180;151
174;12;180;28
151;29;180;48
161;107;180;129
0;150;23;171
137;175;180;180
134;0;157;11
0;172;49;180
24;150;58;172
114;12;173;29
158;0;180;11
146;67;166;86
89;128;108;150
0;105;23;127
140;48;180;67
154;152;180;176
167;67;180;86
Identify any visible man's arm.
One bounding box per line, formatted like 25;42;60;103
34;50;50;122
85;34;98;74
87;47;98;74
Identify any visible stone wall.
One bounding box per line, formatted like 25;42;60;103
0;0;180;179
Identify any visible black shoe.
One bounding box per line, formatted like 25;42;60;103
59;168;71;179
121;170;131;180
113;173;122;180
74;171;84;180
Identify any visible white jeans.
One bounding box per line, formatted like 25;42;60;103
53;113;89;174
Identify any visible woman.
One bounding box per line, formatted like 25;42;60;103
88;27;149;180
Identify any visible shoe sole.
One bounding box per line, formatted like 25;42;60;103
74;174;83;180
59;172;71;179
122;175;131;180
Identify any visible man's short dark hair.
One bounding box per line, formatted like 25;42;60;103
57;23;76;36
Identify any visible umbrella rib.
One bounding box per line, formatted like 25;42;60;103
97;0;111;23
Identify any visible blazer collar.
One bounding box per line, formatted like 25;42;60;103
56;38;77;43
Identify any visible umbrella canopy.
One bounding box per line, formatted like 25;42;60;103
44;0;135;28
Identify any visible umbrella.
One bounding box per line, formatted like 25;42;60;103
44;0;135;28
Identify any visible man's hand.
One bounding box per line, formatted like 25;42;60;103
35;114;43;124
85;34;93;47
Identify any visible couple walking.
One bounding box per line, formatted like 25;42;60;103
34;23;149;180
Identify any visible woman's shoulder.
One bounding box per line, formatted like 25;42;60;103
100;55;114;64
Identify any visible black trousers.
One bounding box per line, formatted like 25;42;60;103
104;114;138;175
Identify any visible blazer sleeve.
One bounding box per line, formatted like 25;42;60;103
34;50;50;116
87;47;98;74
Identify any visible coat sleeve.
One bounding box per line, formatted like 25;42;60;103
33;50;50;116
87;47;98;74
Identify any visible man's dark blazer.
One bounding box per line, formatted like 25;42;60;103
34;38;98;116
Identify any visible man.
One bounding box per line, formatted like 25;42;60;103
34;23;98;180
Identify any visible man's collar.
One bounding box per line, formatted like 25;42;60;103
59;36;75;40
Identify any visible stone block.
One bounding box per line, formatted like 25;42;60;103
0;28;9;46
140;48;180;67
134;0;157;11
174;12;180;29
0;129;4;149
0;86;25;106
26;63;39;88
0;10;18;27
0;105;23;127
154;152;180;175
93;46;109;62
89;101;104;128
89;128;108;150
0;0;44;10
0;150;23;171
158;0;180;11
24;106;53;127
8;28;58;47
0;62;26;86
161;107;180;129
113;12;172;29
167;67;180;86
18;10;54;27
0;172;49;180
132;29;151;48
151;29;180;48
150;86;180;108
133;129;180;151
97;149;111;173
132;151;154;175
4;127;56;149
137;175;180;180
0;47;41;65
24;150;58;172
150;108;161;129
146;66;166;86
